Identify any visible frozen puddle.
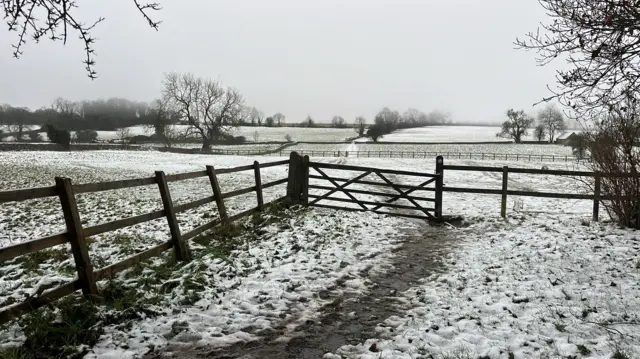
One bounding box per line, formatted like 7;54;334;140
330;214;640;359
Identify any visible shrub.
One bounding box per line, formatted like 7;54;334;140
75;129;98;143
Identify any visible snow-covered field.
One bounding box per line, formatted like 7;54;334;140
289;143;575;158
1;150;637;359
370;126;581;143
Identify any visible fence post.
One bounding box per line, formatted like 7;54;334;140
593;172;601;222
500;166;509;218
155;171;191;261
286;151;305;203
302;155;310;206
55;177;99;298
206;165;229;223
253;161;265;211
435;156;444;221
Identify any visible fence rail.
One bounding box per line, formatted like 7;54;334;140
285;150;588;163
0;159;290;325
441;161;639;220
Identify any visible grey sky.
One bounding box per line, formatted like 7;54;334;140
0;0;560;124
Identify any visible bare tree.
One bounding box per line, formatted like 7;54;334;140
331;115;346;128
354;116;366;136
116;127;131;147
538;105;565;143
584;99;640;228
161;72;245;150
515;0;640;119
273;112;286;127
248;107;264;127
3;0;162;78
534;124;547;142
496;109;534;143
253;131;259;143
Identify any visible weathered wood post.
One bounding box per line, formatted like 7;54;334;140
206;165;229;223
55;177;99;298
435;156;444;221
593;172;601;222
286;151;305;204
302;155;310;206
253;161;265;211
500;166;509;218
155;171;191;261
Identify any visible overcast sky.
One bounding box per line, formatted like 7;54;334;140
0;0;562;124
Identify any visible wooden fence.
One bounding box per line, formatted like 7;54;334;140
283;150;588;163
0;159;290;325
440;159;638;221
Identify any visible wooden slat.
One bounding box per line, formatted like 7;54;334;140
164;170;208;183
228;206;260;221
182;219;220;241
309;175;436;191
310;203;430;221
0;233;68;262
259;159;290;168
93;240;173;281
222;186;257;199
507;189;593;200
55;177;98;297
443;186;594;199
443;186;504;195
375;172;434;219
173;196;215;213
443;164;598;177
371;177;438;211
207;166;228;223
0;186;57;203
308;184;436;202
310;162;438;178
254;161;265;211
83;210;166;237
307;194;436;212
262;178;288;189
73;177;156;194
155;171;190;261
309;168;370;210
0;279;81;326
215;164;255;175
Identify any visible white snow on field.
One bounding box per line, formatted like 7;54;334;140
1;150;636;359
329;215;640;359
360;126;582;143
87;210;417;359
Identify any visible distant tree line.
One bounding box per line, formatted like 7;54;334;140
365;108;452;142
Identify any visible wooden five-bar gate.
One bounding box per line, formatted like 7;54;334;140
286;153;445;221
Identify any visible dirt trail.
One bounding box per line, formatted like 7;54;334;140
145;222;458;359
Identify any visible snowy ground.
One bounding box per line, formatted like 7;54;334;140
1;150;637;359
329;215;640;359
369;126;582;143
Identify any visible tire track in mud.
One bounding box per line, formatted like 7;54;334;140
145;158;461;359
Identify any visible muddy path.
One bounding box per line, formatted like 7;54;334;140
144;221;458;359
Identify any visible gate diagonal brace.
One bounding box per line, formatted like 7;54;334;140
374;172;435;219
371;177;436;211
309;167;370;211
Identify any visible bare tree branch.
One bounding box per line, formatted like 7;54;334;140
2;0;162;79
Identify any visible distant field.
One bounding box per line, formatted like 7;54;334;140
361;125;580;143
289;143;574;156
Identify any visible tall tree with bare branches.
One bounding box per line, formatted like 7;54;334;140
2;0;162;78
537;105;565;143
515;0;640;118
160;72;245;150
